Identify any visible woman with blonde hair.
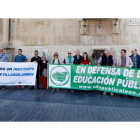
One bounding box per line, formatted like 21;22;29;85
51;53;61;91
51;53;61;64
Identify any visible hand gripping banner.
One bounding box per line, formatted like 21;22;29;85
48;64;140;97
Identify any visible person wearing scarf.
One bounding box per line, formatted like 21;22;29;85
68;55;72;63
63;51;74;64
63;51;74;92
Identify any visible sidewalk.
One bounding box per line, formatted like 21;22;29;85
0;87;140;121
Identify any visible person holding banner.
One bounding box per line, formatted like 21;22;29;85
51;53;61;92
40;56;48;89
80;52;91;65
117;49;133;68
63;51;74;93
0;47;9;91
97;49;116;96
130;49;140;68
14;49;27;90
80;52;91;93
73;50;84;92
90;53;97;65
30;50;41;90
73;50;83;64
116;49;133;97
63;51;74;65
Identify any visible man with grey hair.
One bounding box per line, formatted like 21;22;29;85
73;50;83;64
129;49;140;68
97;49;116;96
0;47;9;91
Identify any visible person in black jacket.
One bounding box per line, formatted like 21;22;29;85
30;50;41;90
73;50;83;64
97;49;116;96
40;56;48;89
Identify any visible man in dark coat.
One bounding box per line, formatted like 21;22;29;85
30;50;41;90
73;50;83;64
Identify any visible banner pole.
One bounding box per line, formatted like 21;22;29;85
47;63;48;89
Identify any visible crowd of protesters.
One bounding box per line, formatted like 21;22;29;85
0;46;140;96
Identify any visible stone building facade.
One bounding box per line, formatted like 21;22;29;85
0;18;140;62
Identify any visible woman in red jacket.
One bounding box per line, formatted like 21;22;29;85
80;52;91;65
80;52;91;94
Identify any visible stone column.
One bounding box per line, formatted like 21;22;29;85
2;18;9;46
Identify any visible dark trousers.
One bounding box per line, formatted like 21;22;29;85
36;71;40;88
31;70;40;88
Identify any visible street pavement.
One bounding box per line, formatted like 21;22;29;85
0;86;140;121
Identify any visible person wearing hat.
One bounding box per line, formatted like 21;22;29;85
0;47;9;91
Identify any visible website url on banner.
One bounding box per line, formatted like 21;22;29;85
79;85;137;95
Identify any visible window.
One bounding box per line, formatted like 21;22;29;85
93;50;105;60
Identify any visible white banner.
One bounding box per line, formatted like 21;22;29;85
48;64;71;88
0;62;37;85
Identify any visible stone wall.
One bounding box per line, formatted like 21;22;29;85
10;18;140;46
10;19;81;46
0;19;2;43
0;18;140;62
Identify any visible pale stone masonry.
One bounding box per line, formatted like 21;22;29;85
0;18;140;62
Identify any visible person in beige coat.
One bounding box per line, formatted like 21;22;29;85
117;49;133;97
116;49;133;68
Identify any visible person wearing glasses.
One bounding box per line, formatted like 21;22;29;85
117;49;133;97
130;49;140;68
63;51;74;93
117;49;133;68
51;53;61;92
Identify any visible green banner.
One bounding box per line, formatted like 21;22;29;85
48;64;140;97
